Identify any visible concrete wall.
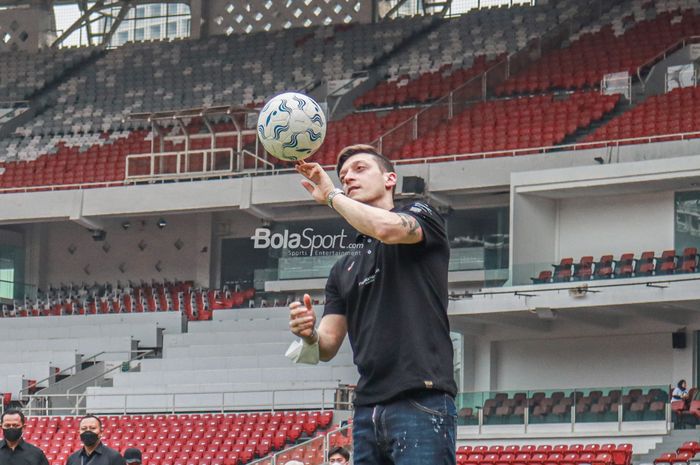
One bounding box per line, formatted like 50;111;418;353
37;213;213;287
0;6;53;52
203;0;373;36
557;192;675;259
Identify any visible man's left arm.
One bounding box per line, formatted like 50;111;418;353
331;194;423;245
295;162;423;244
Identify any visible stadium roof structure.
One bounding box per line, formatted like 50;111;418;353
0;0;456;49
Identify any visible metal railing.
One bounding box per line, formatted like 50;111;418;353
2;127;700;194
391;129;700;165
18;350;110;398
24;386;352;416
457;385;672;434
125;147;235;182
636;35;700;91
24;349;156;415
248;422;353;465
372;0;607;158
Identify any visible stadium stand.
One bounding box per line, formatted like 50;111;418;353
456;444;633;465
356;1;583;108
312;108;419;165
0;311;182;402
0;0;606;189
496;1;700;95
5;281;255;320
0;3;699;465
458;387;669;426
395;91;620;159
0;47;99;101
652;441;700;465
531;248;700;283
20;411;334;465
82;308;357;413
583;86;700;143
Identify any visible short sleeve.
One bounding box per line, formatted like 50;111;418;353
323;261;346;317
401;201;447;248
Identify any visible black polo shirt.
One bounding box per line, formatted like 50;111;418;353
0;439;49;465
66;443;126;465
324;201;458;406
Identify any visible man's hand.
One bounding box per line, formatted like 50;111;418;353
296;161;336;205
289;294;318;343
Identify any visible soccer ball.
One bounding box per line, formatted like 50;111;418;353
257;92;327;162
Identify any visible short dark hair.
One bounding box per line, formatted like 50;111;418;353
328;446;350;460
1;409;25;425
79;415;102;429
336;144;394;177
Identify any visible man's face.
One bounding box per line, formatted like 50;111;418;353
1;414;23;430
329;453;348;465
338;153;395;205
79;418;101;436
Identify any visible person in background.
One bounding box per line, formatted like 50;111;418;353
66;415;126;465
329;446;351;464
672;379;690;402
123;448;142;465
0;409;49;465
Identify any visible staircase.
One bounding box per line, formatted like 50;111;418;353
635;430;700;465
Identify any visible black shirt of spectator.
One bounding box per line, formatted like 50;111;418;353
0;438;50;465
66;443;126;465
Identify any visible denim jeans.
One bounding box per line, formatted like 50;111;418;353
352;390;457;465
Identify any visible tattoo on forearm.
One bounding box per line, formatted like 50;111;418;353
397;213;420;236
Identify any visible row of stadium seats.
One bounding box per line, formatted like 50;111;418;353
19;411;333;465
654;442;700;465
9;16;434;138
531;248;699;284
458;388;668;425
0;0;697;189
497;5;700;95
7;280;255;321
396;91;619;158
457;444;633;465
0;47;99;101
375;1;581;93
354;55;503;108
584;86;700;143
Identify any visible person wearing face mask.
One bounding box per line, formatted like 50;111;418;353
66;415;126;465
0;409;49;465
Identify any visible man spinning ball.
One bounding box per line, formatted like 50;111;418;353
289;144;457;465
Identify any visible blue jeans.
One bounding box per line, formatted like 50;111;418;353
352;390;457;465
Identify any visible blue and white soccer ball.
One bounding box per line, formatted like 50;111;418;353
257;92;327;162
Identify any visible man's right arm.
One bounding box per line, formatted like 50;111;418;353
289;294;347;362
315;314;347;362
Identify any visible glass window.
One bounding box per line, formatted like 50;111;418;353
675;191;700;253
54;2;191;47
116;30;128;45
148;4;162;16
167;3;182;15
0;258;14;300
167;21;177;36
